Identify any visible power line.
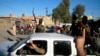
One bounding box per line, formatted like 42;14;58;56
0;3;23;13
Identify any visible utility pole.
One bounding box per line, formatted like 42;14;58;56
46;7;48;16
91;12;94;19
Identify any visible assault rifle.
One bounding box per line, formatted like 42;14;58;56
32;8;37;23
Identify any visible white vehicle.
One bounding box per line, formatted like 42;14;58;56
0;33;97;56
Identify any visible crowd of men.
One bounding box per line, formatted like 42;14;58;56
7;13;100;56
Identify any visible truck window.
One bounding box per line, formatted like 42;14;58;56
16;40;47;55
54;41;71;56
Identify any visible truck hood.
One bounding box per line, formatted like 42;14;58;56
0;41;16;56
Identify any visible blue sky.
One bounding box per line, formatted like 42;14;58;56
0;0;100;18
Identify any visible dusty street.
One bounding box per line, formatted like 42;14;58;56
0;24;28;43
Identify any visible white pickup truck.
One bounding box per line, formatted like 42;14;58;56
0;33;98;56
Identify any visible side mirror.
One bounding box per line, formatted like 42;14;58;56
16;48;27;55
16;49;21;55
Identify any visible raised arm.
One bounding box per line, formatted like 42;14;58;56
29;40;46;55
75;28;86;56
